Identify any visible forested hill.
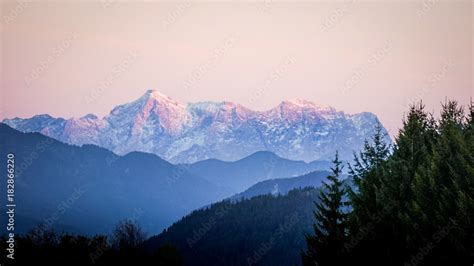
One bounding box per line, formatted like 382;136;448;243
229;170;338;200
144;187;321;266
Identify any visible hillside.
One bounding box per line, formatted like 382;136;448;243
145;188;321;266
185;151;331;193
230;170;331;200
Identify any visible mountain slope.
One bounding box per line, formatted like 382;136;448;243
184;151;331;193
144;188;320;266
230;170;332;200
3;90;391;163
0;123;228;235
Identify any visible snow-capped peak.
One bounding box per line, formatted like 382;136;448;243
279;99;331;111
141;90;184;107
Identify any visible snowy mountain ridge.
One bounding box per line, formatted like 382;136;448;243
3;90;390;163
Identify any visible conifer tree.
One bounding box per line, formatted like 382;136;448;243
379;102;437;264
413;100;474;264
346;122;391;264
348;122;390;213
310;101;474;265
302;151;348;266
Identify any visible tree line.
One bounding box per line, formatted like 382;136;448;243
0;220;180;266
303;100;474;266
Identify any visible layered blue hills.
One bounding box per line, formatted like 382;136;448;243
0;124;331;235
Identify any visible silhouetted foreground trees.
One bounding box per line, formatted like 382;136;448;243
302;152;349;265
303;101;474;266
0;220;181;266
2;189;319;266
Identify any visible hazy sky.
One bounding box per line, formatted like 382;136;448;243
1;0;472;136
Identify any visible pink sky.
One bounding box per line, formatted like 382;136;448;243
1;1;472;136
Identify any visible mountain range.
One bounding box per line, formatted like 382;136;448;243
3;90;390;163
0;124;330;235
0;123;226;235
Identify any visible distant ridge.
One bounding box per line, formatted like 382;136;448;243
230;170;333;200
0;123;229;235
0;123;332;235
186;151;332;193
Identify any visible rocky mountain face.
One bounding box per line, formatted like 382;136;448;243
3;90;390;163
